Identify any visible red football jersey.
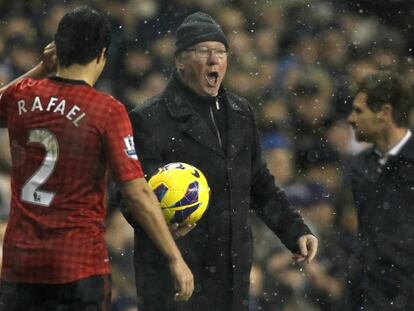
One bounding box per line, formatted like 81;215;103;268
0;77;143;284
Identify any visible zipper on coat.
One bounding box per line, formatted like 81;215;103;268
209;100;222;148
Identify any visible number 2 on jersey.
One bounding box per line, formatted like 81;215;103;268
21;129;59;207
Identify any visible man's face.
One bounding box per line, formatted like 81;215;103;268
347;92;383;142
177;41;227;97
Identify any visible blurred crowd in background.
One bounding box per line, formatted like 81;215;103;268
0;0;413;310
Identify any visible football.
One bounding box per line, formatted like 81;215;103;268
148;162;210;225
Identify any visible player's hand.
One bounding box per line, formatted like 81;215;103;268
40;42;57;74
292;234;318;264
169;257;194;301
169;223;197;240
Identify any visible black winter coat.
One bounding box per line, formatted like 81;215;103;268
127;74;312;311
349;135;414;310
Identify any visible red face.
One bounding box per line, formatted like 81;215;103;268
176;41;228;97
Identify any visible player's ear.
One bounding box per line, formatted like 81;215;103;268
97;48;107;64
175;54;185;70
380;104;392;121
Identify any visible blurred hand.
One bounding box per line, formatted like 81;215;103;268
305;260;323;277
169;223;196;239
40;42;57;74
169;257;194;301
292;234;318;264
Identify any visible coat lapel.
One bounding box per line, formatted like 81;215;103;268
164;85;225;158
181;113;225;158
225;95;248;159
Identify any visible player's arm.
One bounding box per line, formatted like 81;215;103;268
0;42;57;94
247;104;317;260
118;177;194;301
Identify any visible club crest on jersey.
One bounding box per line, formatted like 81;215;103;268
124;135;138;160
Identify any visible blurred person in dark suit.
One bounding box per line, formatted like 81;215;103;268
347;71;414;310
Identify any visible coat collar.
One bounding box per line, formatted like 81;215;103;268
365;130;414;161
396;133;414;161
164;78;193;118
162;73;247;159
164;72;243;118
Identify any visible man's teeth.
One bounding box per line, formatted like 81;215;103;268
206;74;218;84
208;73;218;83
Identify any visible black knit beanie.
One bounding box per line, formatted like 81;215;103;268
175;12;228;55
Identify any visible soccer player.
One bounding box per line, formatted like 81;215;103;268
0;7;193;310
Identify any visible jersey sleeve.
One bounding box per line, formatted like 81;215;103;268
103;101;144;182
0;79;28;123
0;93;5;123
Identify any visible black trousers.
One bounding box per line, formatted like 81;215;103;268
0;274;111;311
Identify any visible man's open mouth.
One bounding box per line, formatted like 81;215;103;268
206;71;219;86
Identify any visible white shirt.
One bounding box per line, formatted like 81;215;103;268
375;129;412;165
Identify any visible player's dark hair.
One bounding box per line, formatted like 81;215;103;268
55;6;111;67
356;71;413;127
